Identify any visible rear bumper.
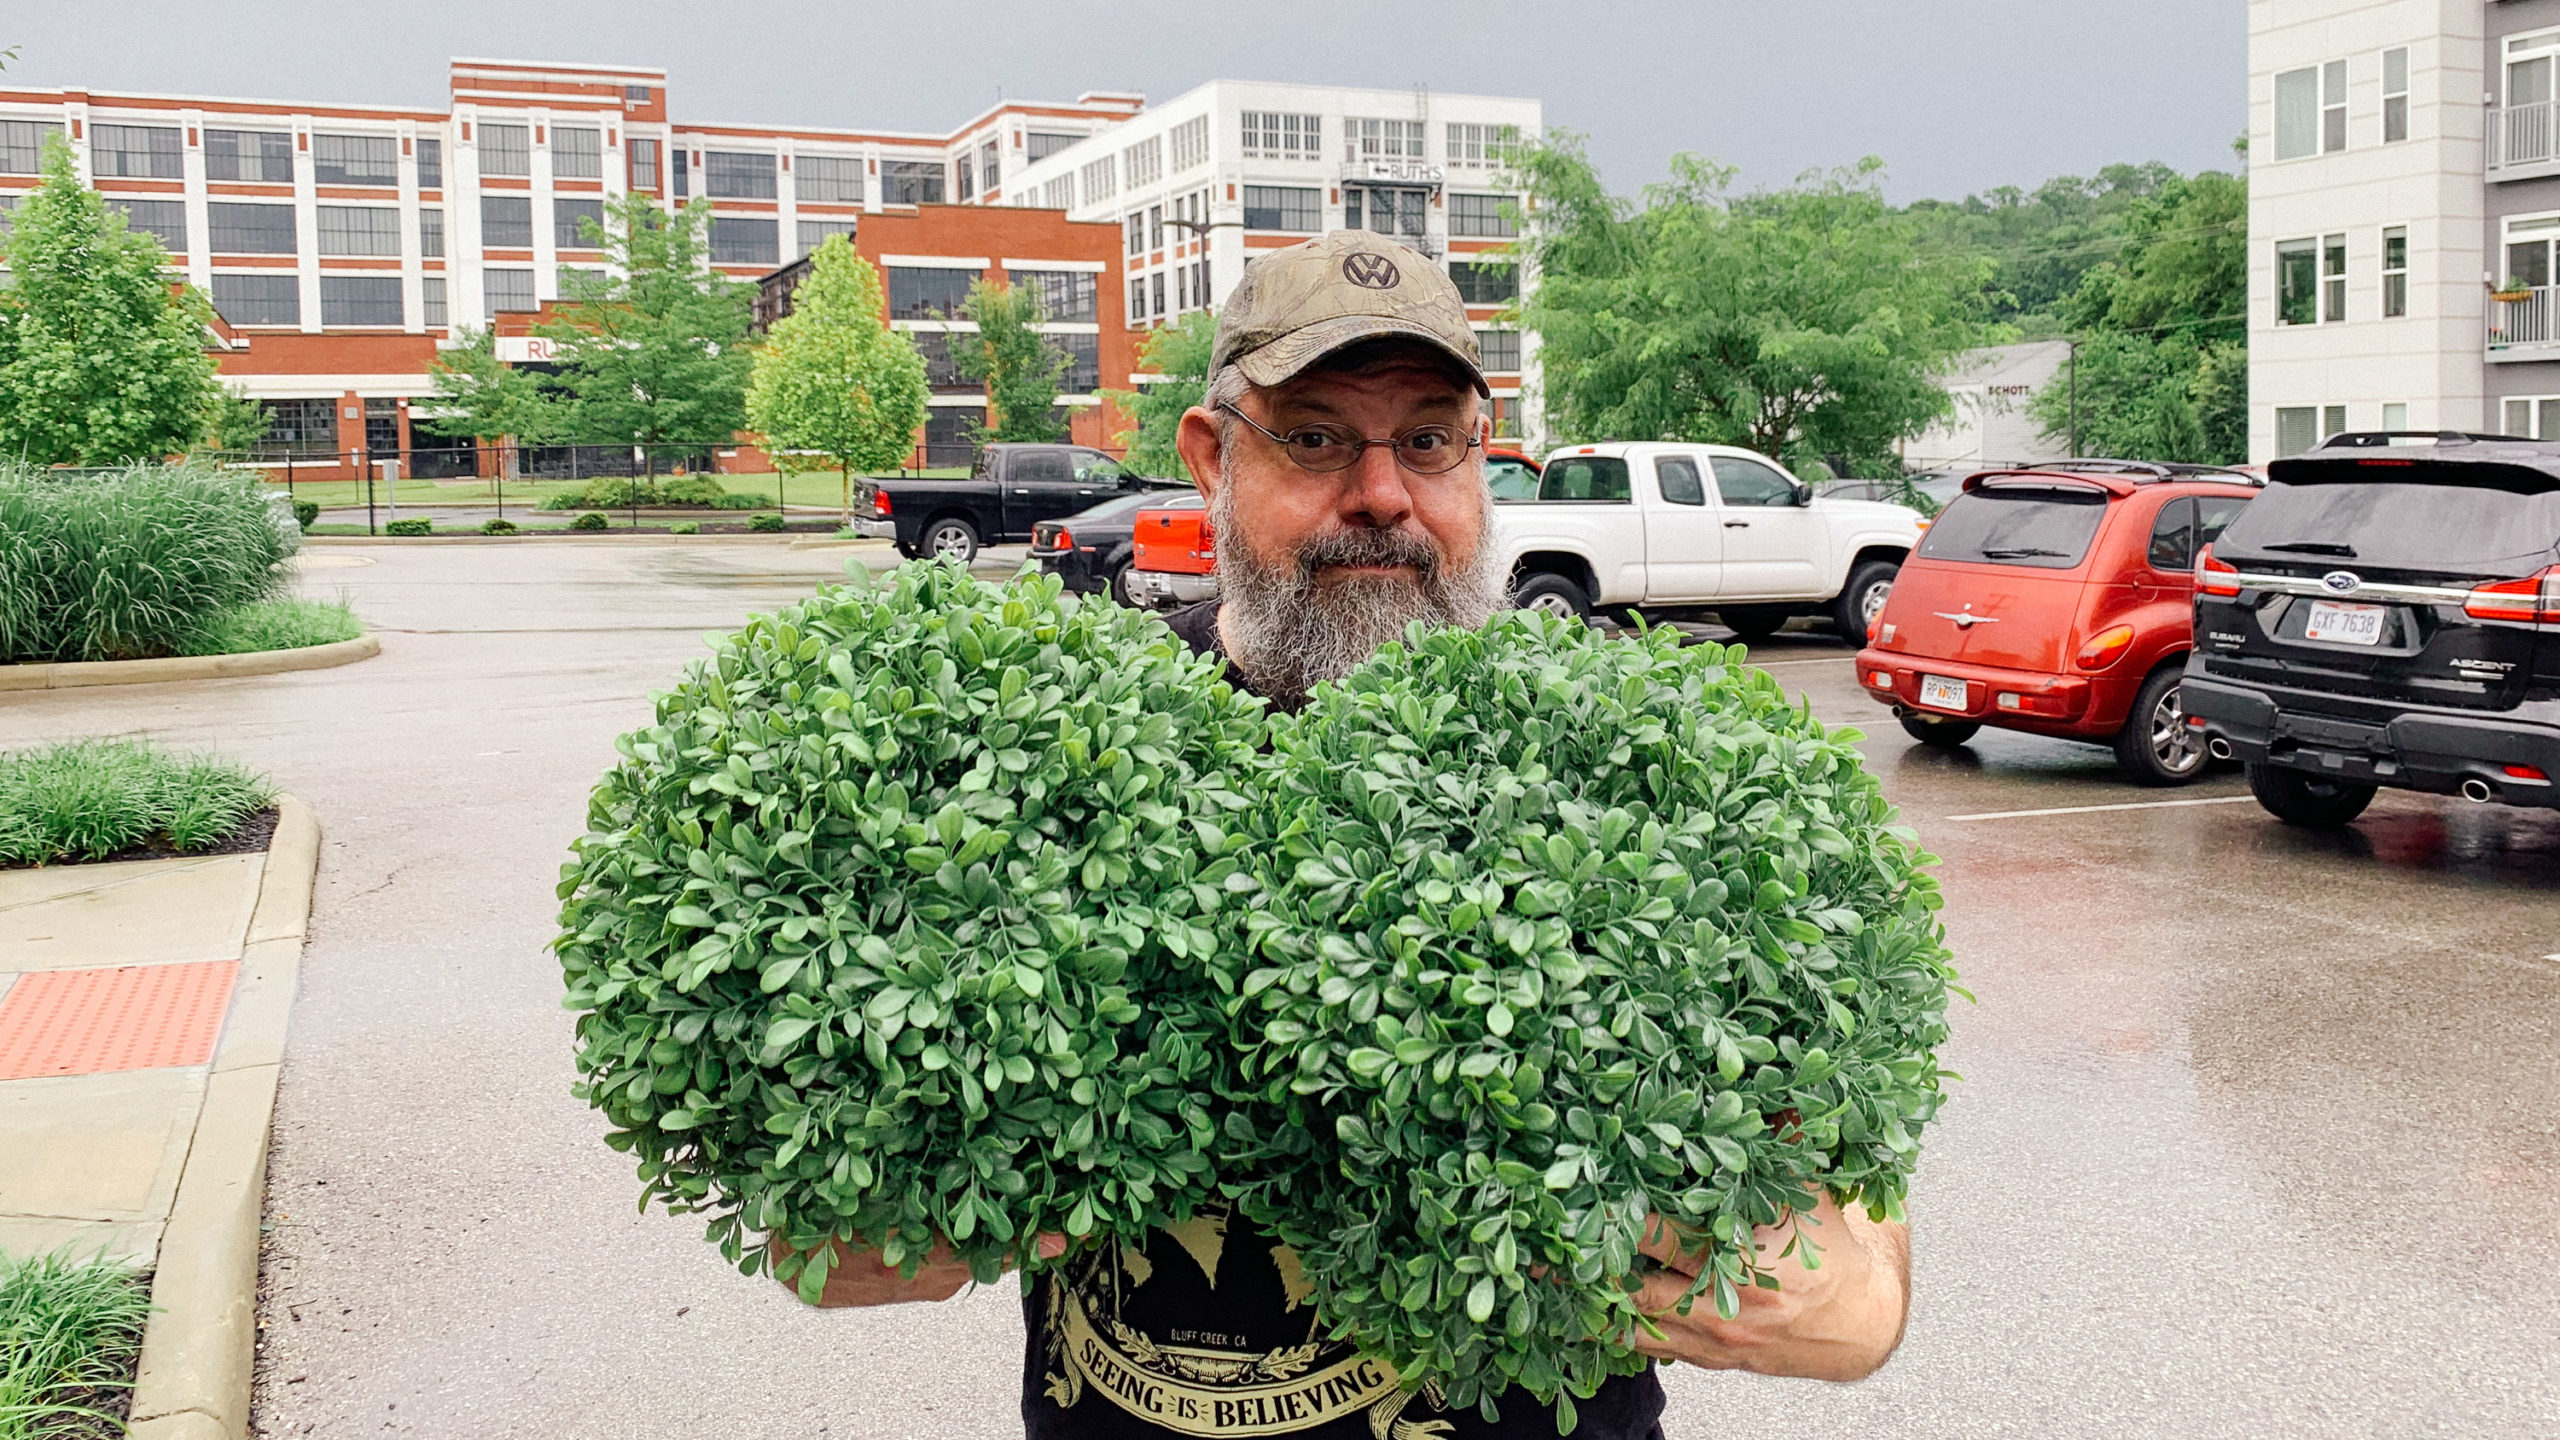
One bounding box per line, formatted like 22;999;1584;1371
1131;569;1217;609
1853;648;2103;733
1037;548;1106;592
2182;673;2560;808
851;519;897;540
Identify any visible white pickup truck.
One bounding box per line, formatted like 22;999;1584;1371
1492;442;1927;642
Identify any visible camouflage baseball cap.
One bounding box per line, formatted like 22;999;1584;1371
1211;230;1489;397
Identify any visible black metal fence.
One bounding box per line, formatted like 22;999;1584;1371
207;443;788;534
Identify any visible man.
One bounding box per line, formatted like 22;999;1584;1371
785;231;1911;1437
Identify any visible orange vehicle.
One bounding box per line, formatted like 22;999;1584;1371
1128;492;1213;610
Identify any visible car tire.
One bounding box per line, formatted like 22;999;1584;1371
2247;762;2377;828
1512;572;1594;621
922;516;979;565
1830;559;1900;643
1898;714;1980;749
2112;665;2209;787
1109;561;1141;608
1717;605;1790;644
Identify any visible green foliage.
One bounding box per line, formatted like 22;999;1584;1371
2029;332;2246;466
746;238;930;517
1104;311;1216;479
713;491;766;510
178;596;361;655
422;326;562;444
482;517;520;536
570;511;610;532
292;499;320;530
953;280;1067;444
0;461;295;663
668;520;700;536
537;474;754;510
540;197;756;445
208;387;275;453
1209;613;1954;1415
554;564;1268;1293
386;517;432;536
1904;162;2189;329
0;138;231;464
1516;140;1998;475
0;1248;153;1438
0;739;273;865
748;512;786;533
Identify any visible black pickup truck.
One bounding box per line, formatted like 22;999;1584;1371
851;443;1179;563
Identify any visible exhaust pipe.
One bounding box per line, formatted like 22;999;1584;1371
2460;778;2496;803
2206;738;2234;761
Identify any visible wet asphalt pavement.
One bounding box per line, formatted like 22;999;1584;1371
4;539;2552;1439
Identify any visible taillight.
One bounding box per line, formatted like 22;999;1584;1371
870;489;892;518
2195;544;2242;598
1053;529;1074;551
2074;624;2136;671
2463;564;2560;624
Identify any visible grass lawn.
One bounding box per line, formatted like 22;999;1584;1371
0;738;273;867
0;1249;152;1439
267;468;970;512
178;598;363;656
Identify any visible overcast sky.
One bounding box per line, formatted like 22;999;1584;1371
6;0;2245;203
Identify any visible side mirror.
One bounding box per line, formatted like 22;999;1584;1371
1791;478;1814;506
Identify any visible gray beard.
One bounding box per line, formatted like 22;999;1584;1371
1212;463;1503;708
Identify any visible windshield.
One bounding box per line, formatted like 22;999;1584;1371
2216;479;2560;578
1487;458;1540;501
1916;484;2109;569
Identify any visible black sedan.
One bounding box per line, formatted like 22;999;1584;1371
1031;490;1179;605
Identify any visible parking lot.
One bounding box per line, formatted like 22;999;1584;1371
8;538;2553;1438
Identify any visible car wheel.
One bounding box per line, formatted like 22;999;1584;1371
2113;666;2208;786
1512;572;1594;621
1109;562;1141;608
923;516;979;565
1831;560;1900;642
1717;605;1789;644
2247;762;2377;828
1898;714;1980;749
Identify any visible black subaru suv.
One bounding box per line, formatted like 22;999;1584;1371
2183;432;2560;827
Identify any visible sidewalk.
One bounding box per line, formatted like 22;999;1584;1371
0;797;318;1440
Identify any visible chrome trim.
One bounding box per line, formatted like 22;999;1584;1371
2232;571;2473;604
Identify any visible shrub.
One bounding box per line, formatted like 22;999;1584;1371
385;517;432;536
482;517;520;535
556;564;1267;1295
178;597;362;656
0;1248;153;1437
1209;613;1956;1420
0;738;273;865
713;491;766;510
0;460;296;664
570;512;610;532
661;475;734;506
667;520;700;535
747;512;786;533
293;499;320;530
537;488;591;512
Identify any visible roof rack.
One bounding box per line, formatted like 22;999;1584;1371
2315;430;2520;448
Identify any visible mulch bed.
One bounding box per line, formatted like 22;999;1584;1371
0;804;279;872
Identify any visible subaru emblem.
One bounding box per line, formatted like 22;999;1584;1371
2321;570;2361;594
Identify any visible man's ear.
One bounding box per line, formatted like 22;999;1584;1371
1176;404;1224;503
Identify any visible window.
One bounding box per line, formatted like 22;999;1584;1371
2275;405;2318;456
1345;187;1426;238
204;128;292;183
422;275;447;328
312;133;396;185
552;126;602;180
91;123;182;179
1241;185;1320;232
480;195;533;249
207;202;296;254
417;137;442;189
1450;261;1517;304
1917;484;2106;567
1150;271;1165;318
1538;456;1630;502
2382;225;2407;317
555;198;606;251
320;274;403;327
625;83;652;103
704;151;777;200
1008;269;1097;322
2503;395;2560;439
709;215;779;266
1712;455;1797;507
2147;497;2201;571
1040;176;1073;209
210;272;300;326
483;267;535;315
1170;115;1209;172
2322;59;2348;153
2276;237;2317;325
479;123;531;177
887;265;975;319
628;137;660;191
1475;328;1521;372
1242;112;1321;160
1450;194;1517;238
1148;205;1163;250
2322;232;2347;322
798;154;862;203
1350;118;1427;162
0;119;64;174
1082;156;1117;204
1486;451;1536;498
317;205;400;257
2324;403;2347;439
0;194;13;235
797;218;856;255
1122;136;1163;190
1656;456;1705;506
2275;68;2319;160
1446;122;1518;168
2383;47;2410;143
558;265;606;297
1055;332;1100;392
1129;277;1145;323
957;150;976;202
980;139;1000;195
673;148;689;198
2381;401;2407;430
882;160;944;205
907;331;971;389
106;198;186;254
252;398;337;456
1125;213;1145;255
419;206;444;258
1027;131;1081;163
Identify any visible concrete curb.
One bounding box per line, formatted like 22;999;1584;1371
126;795;318;1440
0;636;378;692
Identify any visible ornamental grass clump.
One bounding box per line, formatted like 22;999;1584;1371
557;562;1267;1299
1209;611;1956;1426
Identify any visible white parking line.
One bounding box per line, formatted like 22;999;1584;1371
1944;795;2260;822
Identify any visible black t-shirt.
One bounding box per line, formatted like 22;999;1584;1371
1017;602;1667;1440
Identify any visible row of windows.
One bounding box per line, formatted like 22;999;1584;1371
903;327;1101;392
1105;185;1516;242
209;272;443;328
2274;227;2409;325
480;196;612;252
3;121;450;188
883;265;1096;322
2274;47;2411;160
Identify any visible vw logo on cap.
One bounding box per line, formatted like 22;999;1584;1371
2321;570;2361;594
1340;252;1402;289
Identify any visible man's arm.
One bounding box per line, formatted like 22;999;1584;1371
1626;1192;1910;1381
768;1232;1068;1308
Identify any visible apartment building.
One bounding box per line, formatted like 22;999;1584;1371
1001;80;1544;441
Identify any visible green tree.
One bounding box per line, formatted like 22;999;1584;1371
206;386;272;452
1103;309;1215;477
1515;139;1999;475
744;238;931;522
952;278;1067;443
421;325;562;451
0;140;230;464
539;196;754;451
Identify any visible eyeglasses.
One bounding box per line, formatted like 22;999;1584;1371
1218;403;1482;476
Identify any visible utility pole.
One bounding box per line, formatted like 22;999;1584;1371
2067;337;2080;457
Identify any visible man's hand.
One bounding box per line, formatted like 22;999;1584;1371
768;1232;1069;1308
1627;1193;1910;1381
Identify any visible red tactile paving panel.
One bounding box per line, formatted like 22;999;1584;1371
0;961;239;1079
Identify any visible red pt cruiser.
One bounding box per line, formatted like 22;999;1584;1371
1855;460;2258;784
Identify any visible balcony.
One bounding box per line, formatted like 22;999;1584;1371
2486;285;2560;361
2489;100;2560;181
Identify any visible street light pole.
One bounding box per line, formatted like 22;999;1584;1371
2067;337;2080;458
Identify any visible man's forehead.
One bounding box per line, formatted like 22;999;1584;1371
1261;362;1475;418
